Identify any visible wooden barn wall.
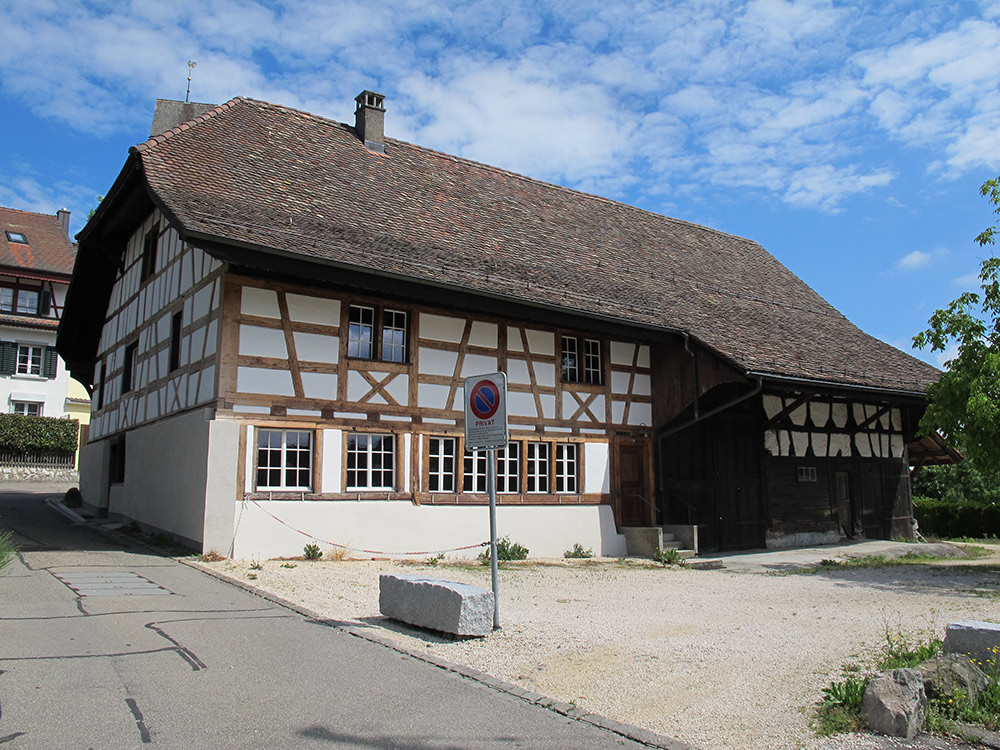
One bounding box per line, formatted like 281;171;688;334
649;338;746;429
659;391;918;552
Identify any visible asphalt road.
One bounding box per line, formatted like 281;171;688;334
0;488;663;749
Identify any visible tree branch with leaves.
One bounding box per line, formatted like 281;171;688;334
913;177;1000;473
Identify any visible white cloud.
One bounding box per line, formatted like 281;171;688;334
894;247;948;271
1;0;998;214
952;273;980;287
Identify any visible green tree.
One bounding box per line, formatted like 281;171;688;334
914;177;1000;473
913;463;1000;505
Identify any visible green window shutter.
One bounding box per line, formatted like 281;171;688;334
0;342;16;375
43;347;58;379
40;290;52;316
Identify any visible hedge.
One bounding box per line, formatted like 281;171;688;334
0;413;79;453
913;496;1000;539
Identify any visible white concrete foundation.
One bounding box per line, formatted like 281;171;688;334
231;501;627;560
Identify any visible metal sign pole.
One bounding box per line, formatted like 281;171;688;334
487;446;500;630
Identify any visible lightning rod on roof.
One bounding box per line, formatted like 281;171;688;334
185;60;197;103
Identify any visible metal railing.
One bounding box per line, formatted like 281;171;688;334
0;450;75;469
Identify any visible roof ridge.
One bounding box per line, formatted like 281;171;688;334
227;97;761;248
0;206;62;219
131;97;247;154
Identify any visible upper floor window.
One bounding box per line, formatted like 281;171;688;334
169;311;183;372
140;224;159;283
348;304;408;363
0;285;49;317
17;345;42;376
5;231;27;244
561;335;603;385
0;342;57;378
122;341;138;393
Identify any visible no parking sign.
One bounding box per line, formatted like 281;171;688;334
463;372;508;450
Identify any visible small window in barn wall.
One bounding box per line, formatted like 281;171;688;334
797;466;817;482
140;224;159;283
122;342;138;393
96;360;106;410
169;311;183;372
257;429;313;491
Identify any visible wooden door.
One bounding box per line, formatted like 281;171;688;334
618;443;649;526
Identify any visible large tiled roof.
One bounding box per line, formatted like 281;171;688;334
133;97;937;394
0;206;76;277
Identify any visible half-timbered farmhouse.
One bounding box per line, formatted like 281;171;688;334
57;92;939;559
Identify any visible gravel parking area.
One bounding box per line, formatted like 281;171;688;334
195;542;1000;750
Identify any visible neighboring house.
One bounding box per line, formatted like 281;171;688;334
57;93;939;559
0;207;88;471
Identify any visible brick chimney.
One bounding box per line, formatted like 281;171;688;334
354;91;386;154
56;209;70;236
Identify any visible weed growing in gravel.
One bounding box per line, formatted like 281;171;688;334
249;560;264;571
652;547;686;567
814;628;1000;738
200;550;225;563
280;562;297;569
324;546;349;561
0;529;17;574
303;543;322;561
478;536;529;565
814;675;867;736
563;543;593;559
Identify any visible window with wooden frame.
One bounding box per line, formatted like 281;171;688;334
11;400;42;416
427;436;457;492
122;341;138;393
526;442;550;493
256;429;313;491
463;443;521;493
346;432;395;490
561;335;603;385
96;360;106;410
347;304;408;363
0;283;50;317
555;443;579;493
140;224;159;283
169;311;183;372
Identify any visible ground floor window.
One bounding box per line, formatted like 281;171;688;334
456;440;579;494
10;400;42;416
257;429;312;490
346;433;395;490
428;437;456;492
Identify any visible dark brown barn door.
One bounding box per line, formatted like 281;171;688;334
618;443;649;526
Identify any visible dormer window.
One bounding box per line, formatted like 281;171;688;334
5;231;27;244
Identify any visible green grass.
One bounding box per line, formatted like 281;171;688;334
0;529;17;574
813;629;1000;738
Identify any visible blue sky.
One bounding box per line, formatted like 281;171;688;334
2;0;999;368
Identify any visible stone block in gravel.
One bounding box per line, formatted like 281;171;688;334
379;573;493;636
862;668;927;739
944;621;1000;670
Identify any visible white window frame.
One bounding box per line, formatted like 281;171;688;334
526;442;550;493
11;400;42;416
16;344;42;376
555;443;579;493
427;436;456;492
381;309;407;363
464;442;520;493
346;433;395;490
256;429;313;491
347;304;375;359
561;335;579;382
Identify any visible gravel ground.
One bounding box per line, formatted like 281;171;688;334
195;544;1000;750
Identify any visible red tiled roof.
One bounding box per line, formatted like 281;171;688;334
132;97;937;394
0;207;76;277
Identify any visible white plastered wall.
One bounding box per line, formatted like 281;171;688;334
232;501;626;560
